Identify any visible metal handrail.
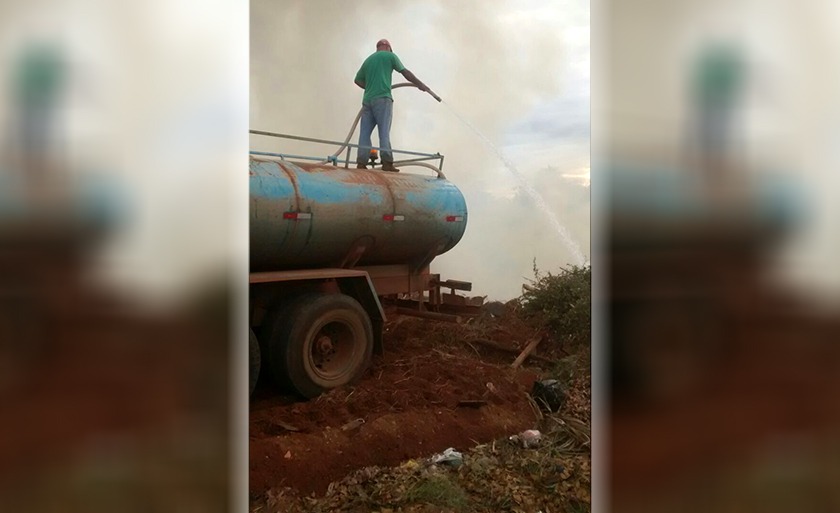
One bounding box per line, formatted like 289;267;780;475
250;129;441;159
249;129;445;178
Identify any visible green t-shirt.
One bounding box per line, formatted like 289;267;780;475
355;51;405;103
692;45;743;107
15;45;65;108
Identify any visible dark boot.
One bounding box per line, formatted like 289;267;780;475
356;163;367;169
381;161;400;172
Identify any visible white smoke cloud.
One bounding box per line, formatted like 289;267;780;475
251;0;590;300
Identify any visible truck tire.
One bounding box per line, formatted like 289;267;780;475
266;293;373;398
249;328;260;397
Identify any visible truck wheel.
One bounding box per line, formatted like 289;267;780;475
268;293;373;398
249;328;260;397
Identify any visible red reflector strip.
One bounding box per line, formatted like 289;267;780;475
446;215;464;222
283;212;312;220
383;214;405;222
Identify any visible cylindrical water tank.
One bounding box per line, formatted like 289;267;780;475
250;158;468;271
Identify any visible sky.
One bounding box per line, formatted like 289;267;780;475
251;0;590;301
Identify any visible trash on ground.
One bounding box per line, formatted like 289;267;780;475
510;429;542;448
531;379;566;412
400;459;419;470
274;420;300;432
340;418;365;431
430;447;463;467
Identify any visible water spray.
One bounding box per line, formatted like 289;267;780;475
442;103;587;266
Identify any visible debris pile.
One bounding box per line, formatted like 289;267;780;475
251;295;591;512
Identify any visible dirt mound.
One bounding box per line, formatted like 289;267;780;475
249;316;552;497
0;253;230;512
263;421;591;513
610;308;840;511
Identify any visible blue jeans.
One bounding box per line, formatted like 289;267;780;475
356;97;394;164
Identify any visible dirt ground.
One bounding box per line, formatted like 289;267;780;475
0;237;230;511
610;291;840;512
248;308;579;503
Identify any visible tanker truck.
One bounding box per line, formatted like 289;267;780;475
249;130;473;398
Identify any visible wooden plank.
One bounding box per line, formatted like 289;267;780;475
464;338;555;365
512;336;543;369
457;400;487;408
395;307;462;323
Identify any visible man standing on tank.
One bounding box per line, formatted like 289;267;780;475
354;38;431;172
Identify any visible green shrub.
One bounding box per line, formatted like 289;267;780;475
520;263;591;344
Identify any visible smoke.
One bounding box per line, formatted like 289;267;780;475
250;0;590;300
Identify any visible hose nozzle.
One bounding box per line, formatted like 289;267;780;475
428;90;442;102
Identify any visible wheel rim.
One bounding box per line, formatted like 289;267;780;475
304;317;361;385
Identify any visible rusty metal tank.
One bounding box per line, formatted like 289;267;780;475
250;157;468;271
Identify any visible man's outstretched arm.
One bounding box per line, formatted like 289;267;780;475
398;69;429;92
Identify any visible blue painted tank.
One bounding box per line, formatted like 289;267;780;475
250;157;468;271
